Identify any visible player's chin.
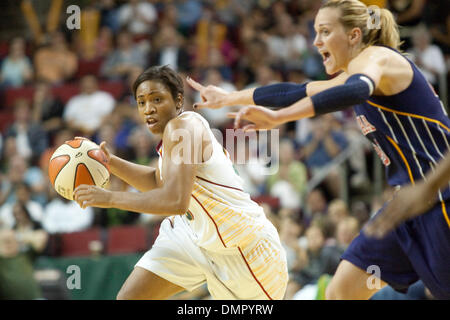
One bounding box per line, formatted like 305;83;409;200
147;123;162;135
324;64;339;75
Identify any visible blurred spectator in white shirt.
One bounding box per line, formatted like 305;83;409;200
63;75;115;136
408;26;446;87
42;187;93;234
0;37;33;88
118;0;157;36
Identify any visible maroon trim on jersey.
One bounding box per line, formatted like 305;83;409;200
191;194;227;248
196;176;244;193
156;140;163;156
237;246;273;300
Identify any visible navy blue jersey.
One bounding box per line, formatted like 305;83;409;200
354;47;450;204
344;46;450;299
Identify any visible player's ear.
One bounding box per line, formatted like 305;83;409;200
348;27;362;45
176;94;184;113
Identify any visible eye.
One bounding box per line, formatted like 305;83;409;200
322;29;329;35
153;97;162;103
138;100;145;107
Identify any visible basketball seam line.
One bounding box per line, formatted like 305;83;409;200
49;154;71;186
73;162;96;192
87;149;109;171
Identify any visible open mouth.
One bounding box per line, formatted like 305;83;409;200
146;118;158;126
322;51;331;63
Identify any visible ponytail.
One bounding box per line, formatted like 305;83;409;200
322;0;402;51
367;8;402;50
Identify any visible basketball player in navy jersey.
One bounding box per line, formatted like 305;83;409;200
188;0;450;299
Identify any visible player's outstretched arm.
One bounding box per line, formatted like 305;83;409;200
186;73;348;110
364;151;450;238
229;49;385;130
74;116;204;216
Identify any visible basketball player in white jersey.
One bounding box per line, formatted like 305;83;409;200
73;65;288;300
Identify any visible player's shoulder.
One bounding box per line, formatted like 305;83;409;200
351;46;391;68
163;112;208;144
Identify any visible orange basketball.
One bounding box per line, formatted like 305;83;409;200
48;137;110;200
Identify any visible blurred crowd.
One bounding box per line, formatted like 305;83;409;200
0;0;448;300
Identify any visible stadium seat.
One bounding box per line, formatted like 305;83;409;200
3;86;34;109
75;57;104;79
106;225;149;255
0;110;14;133
60;228;103;257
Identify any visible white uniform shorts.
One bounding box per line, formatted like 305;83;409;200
135;215;288;300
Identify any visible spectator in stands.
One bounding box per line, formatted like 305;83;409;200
408;26;447;88
301;114;348;170
42;186;94;234
12;202;48;254
265;13;308;70
292;219;341;289
305;188;328;219
335;216;359;252
127;125;158;166
31;80;65;139
0;181;44;230
300;114;348;198
0;37;33;88
34;31;78;84
175;0;203;35
351;200;371;227
0;228;43;299
98;0;120;33
5;98;48;163
100;30;148;81
118;0;157;37
279;214;307;299
327;199;350;229
63;75;115;136
267;139;307;210
149;25;191;72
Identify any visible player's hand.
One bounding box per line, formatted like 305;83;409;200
73;184;113;209
99;141;112;162
363;182;437;238
227;106;280;131
186;76;229;109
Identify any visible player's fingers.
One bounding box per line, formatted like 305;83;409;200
226;112;238;119
234;108;250;129
193;101;215;110
186;77;205;92
242;124;257;132
99;141;110;156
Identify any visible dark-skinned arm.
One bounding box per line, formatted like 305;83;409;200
74;115;204;215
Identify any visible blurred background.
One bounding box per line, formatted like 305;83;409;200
0;0;447;300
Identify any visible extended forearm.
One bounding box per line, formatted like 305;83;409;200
109;155;157;192
274;96;316;123
109;187;187;215
226;88;256;106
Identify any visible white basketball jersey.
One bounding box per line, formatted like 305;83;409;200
157;112;275;253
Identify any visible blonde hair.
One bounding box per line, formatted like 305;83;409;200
322;0;402;50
